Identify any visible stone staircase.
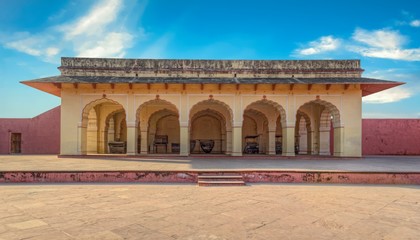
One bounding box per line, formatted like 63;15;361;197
197;173;246;186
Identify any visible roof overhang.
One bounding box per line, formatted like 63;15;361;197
21;76;404;97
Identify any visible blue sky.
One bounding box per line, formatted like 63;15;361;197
1;0;419;118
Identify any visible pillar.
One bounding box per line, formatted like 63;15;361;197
107;119;115;142
310;129;317;155
306;129;312;154
115;117;121;140
98;129;106;153
299;128;308;154
282;124;295;156
319;126;330;155
232;125;242;156
126;122;136;155
79;123;87;155
180;124;189;156
226;130;232;154
268;129;276;155
333;126;344;157
140;123;148;155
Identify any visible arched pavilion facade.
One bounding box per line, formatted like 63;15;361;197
22;58;402;157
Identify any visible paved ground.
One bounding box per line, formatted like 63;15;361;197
1;155;420;172
0;183;419;240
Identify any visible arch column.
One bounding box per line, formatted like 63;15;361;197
126;122;136;155
180;121;189;156
232;123;243;156
139;123;148;155
107;118;115;142
79;123;87;155
97;118;106;153
268;125;276;155
299;130;307;154
333;126;344;156
226;130;232;154
282;123;295;156
319;126;331;155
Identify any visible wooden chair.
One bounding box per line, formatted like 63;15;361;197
153;135;168;153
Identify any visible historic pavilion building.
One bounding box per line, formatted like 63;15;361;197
22;57;402;157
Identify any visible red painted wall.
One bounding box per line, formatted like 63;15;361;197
362;119;420;155
0;106;60;154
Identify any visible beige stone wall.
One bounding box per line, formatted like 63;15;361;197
60;83;362;157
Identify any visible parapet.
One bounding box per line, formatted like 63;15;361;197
59;58;363;78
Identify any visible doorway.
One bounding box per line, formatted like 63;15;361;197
11;133;22;154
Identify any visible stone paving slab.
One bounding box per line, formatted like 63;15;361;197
0;183;419;239
1;155;420;172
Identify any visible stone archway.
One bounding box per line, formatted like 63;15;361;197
189;99;233;155
295;110;311;155
81;98;126;154
243;109;268;154
104;109;127;153
243;99;286;155
136;98;179;154
297;99;342;156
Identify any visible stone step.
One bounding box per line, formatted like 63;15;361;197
197;173;245;186
198;175;243;180
198;180;246;187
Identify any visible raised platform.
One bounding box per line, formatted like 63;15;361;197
1;170;419;185
0;155;419;185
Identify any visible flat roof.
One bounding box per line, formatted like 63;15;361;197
59;57;363;73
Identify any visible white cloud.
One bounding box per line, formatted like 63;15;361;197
46;47;60;57
292;27;420;61
2;0;141;60
352;47;420;61
349;28;420;61
352;28;406;49
295;36;340;56
58;0;133;58
410;20;420;27
60;0;122;39
3;33;60;61
363;87;412;104
5;39;42;56
76;32;133;58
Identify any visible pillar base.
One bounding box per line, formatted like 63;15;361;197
231;152;243;156
282;152;295;157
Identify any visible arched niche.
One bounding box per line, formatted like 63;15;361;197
243;99;286;155
297;99;341;156
81;98;126;154
136;98;180;154
189;99;233;154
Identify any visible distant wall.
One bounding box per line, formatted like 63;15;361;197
362;119;420;155
0;106;60;154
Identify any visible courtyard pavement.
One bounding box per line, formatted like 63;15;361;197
0;154;420;172
0;183;419;239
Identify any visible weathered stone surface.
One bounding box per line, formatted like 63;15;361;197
363;119;420;155
59;57;363;78
0;170;419;184
1;184;419;239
